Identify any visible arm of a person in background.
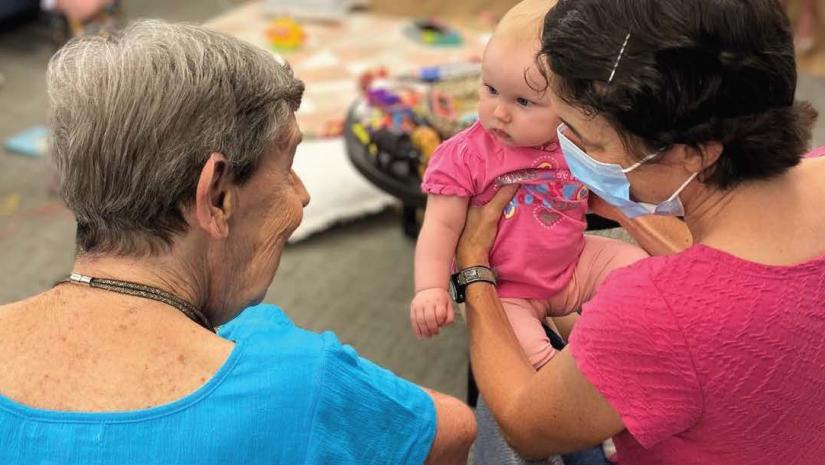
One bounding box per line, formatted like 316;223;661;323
588;194;692;256
423;388;478;465
411;195;470;338
457;186;624;458
56;0;110;22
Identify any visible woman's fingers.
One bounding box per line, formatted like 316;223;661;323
457;184;519;268
485;184;520;216
588;193;623;222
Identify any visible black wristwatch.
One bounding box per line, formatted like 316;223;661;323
448;266;497;303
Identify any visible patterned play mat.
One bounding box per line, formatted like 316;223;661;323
205;3;492;241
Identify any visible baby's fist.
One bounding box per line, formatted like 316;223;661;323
410;288;454;339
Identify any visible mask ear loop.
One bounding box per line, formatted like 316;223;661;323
664;172;700;202
621;152;660;173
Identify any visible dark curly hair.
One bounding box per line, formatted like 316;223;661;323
541;0;818;189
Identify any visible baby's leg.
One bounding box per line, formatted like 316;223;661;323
547;236;645;464
548;235;649;315
501;298;556;369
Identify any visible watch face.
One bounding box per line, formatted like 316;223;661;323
448;273;463;303
448;276;458;301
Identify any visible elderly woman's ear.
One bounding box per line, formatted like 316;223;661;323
194;152;235;240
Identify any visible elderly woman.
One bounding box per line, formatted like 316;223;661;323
0;21;475;464
457;0;825;464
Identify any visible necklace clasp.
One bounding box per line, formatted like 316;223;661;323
68;273;93;285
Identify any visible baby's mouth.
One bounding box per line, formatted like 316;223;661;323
490;128;510;141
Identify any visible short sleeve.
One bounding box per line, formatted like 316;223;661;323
805;145;825;158
218;304;293;340
421;132;480;197
568;261;703;448
305;333;436;465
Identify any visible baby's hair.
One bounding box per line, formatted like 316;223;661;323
493;0;553;46
489;0;558;94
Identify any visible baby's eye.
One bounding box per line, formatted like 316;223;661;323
516;97;532;107
486;85;499;95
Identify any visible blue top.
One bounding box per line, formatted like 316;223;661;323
0;304;436;464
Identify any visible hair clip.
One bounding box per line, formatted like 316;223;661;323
608;32;631;84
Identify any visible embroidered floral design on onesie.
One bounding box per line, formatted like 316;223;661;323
498;156;588;229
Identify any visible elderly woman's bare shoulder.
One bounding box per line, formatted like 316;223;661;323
0;290;234;412
0;292;53;325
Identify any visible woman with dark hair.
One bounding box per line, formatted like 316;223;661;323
455;0;825;464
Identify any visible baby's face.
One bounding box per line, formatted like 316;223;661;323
478;37;560;148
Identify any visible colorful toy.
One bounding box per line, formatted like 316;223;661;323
358;67;389;91
319;118;345;138
410;126;441;178
4;125;48;158
424;74;481;137
265;17;306;52
404;18;462;47
371;129;421;179
362;85;426;133
353;70;475;180
429;89;457;120
414;61;481;83
351;123;377;156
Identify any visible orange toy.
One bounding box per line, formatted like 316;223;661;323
410;126;441;178
266;17;307;52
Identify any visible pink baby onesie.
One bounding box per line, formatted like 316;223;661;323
422;121;589;300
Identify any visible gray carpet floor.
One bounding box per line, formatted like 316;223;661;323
1;1;824;400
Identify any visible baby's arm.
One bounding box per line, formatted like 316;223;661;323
411;194;470;339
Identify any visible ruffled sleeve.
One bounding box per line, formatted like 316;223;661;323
421;128;483;197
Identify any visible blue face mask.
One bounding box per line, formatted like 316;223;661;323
557;124;698;218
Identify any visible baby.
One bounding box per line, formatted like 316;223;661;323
411;0;648;370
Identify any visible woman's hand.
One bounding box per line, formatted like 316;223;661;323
589;192;693;256
456;185;519;269
587;193;625;224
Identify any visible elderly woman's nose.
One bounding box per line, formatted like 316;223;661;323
294;172;310;207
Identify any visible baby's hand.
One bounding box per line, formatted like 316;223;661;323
410;288;454;339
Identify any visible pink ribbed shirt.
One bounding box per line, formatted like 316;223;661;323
570;244;825;465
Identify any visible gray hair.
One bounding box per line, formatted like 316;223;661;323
48;20;304;256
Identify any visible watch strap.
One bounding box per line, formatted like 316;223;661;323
456;266;497;286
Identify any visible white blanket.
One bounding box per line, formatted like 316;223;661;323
289;137;398;242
